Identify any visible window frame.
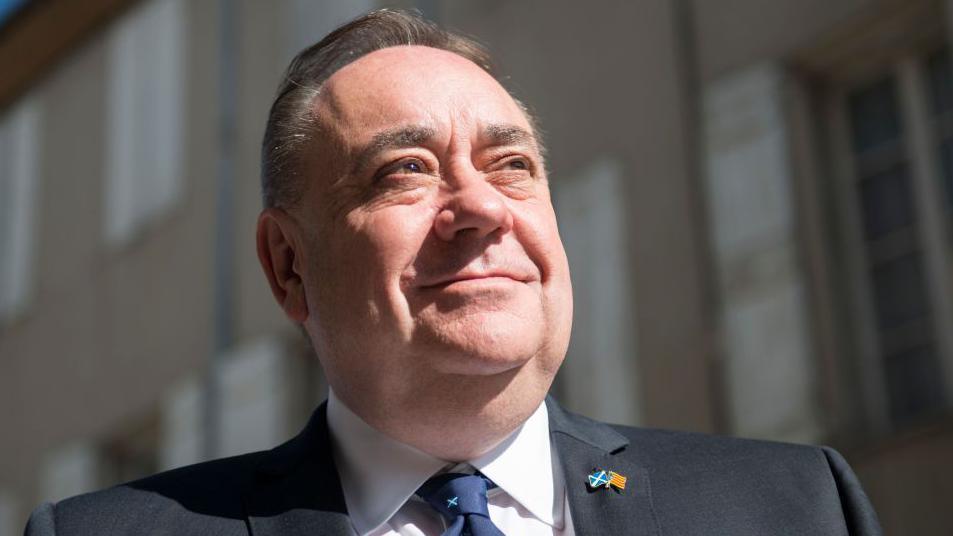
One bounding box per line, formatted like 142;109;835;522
824;42;953;433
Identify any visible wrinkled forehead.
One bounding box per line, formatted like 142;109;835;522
314;45;534;145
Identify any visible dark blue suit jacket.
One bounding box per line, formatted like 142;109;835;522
25;398;882;535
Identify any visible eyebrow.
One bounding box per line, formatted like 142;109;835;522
349;122;542;176
483;123;537;148
351;125;437;175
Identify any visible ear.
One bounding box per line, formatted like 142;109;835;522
256;208;309;323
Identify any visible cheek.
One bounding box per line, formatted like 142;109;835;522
512;202;569;281
348;206;437;280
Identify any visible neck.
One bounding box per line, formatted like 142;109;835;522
331;368;551;461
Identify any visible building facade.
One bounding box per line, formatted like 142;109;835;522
1;0;952;533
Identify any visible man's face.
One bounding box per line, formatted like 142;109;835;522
293;46;572;409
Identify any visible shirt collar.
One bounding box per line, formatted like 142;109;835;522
471;400;563;528
326;390;562;535
327;390;446;535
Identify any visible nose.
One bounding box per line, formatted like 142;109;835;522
433;170;513;242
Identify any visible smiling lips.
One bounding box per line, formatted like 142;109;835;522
419;271;534;290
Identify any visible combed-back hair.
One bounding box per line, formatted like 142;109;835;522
260;9;494;209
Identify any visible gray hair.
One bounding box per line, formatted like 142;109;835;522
260;9;496;209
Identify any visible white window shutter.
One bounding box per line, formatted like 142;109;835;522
703;64;822;443
104;0;185;244
0;97;41;321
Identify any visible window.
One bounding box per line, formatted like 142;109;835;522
39;443;100;502
39;417;159;502
104;0;186;244
702;65;821;443
0;97;41;322
836;46;953;427
100;414;159;487
927;50;953;230
553;158;641;425
0;489;17;536
845;74;943;423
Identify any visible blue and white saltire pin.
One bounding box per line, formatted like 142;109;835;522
588;470;610;489
446;496;459;508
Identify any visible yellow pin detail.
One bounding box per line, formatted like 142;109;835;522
608;471;627;491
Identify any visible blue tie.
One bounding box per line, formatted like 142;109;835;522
417;473;506;536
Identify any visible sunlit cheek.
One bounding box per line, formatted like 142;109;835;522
515;207;568;282
362;208;435;281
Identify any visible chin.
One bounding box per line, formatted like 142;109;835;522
414;315;546;376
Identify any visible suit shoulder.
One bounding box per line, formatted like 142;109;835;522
50;451;269;535
610;423;825;461
604;423;849;495
608;424;844;499
548;398;830;468
613;427;880;535
603;424;880;534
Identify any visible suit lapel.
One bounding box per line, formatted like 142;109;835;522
548;399;661;536
245;403;354;536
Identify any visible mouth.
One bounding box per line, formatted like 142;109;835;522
418;272;533;290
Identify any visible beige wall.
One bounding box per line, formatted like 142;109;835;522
693;0;877;81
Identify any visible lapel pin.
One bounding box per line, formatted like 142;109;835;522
587;469;627;492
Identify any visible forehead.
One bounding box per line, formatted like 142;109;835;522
315;45;531;140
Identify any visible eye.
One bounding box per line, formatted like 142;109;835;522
497;156;531;173
400;160;424;173
507;159;528;170
375;157;430;182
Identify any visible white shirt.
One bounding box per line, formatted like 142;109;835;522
326;390;575;536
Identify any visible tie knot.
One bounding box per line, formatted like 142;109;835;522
417;473;492;521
